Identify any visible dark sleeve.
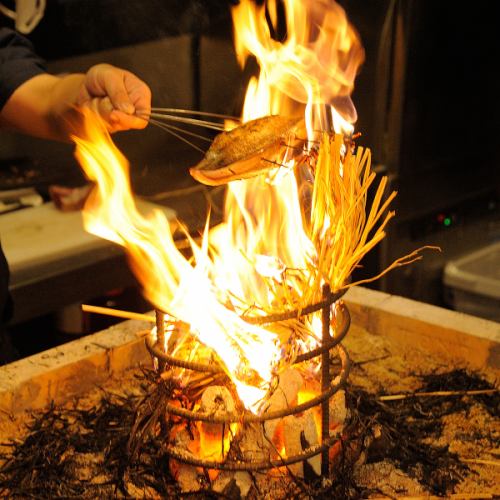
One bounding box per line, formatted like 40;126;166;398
0;27;46;111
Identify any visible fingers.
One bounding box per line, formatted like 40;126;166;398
102;70;136;115
86;96;114;125
85;97;148;132
81;64;152;132
122;71;152;119
109;109;149;131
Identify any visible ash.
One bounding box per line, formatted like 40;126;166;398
0;365;498;499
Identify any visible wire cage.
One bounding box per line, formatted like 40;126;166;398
145;286;351;475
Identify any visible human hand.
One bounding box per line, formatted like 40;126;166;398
77;63;151;132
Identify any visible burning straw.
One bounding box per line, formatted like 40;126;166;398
65;0;440;489
298;132;436;308
247;130;437;315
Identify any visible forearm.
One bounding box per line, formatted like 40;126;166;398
0;72;85;141
1;62;150;138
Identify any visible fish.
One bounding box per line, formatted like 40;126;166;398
189;115;305;186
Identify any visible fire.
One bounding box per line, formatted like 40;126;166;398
73;0;409;420
74;113;280;411
232;0;364;124
207;0;365;319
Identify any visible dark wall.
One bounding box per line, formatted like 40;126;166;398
0;1;243;194
2;0;499;308
2;0;235;59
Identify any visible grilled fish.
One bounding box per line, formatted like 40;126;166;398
189;115;305;186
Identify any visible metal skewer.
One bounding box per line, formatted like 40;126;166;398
147;112;226;131
135;108;236;153
146;117;207;153
151;107;241;122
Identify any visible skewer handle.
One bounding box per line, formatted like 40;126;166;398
82;304;155;323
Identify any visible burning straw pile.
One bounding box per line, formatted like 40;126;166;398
17;0;442;495
65;109;434;496
1;0;449;497
1;368;498;498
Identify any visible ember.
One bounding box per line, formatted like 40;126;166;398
64;0;438;494
1;367;497;498
141;295;350;480
0;0;497;496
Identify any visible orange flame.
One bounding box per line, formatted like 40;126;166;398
232;0;364;126
73;111;280;412
72;0;370;413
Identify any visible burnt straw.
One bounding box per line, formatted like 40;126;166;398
0;369;497;499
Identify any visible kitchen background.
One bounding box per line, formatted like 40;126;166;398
1;0;498;357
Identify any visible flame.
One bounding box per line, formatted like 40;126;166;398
232;0;364;126
73;112;280;412
207;0;365;319
197;421;238;463
297;388;322;437
72;0;376;414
